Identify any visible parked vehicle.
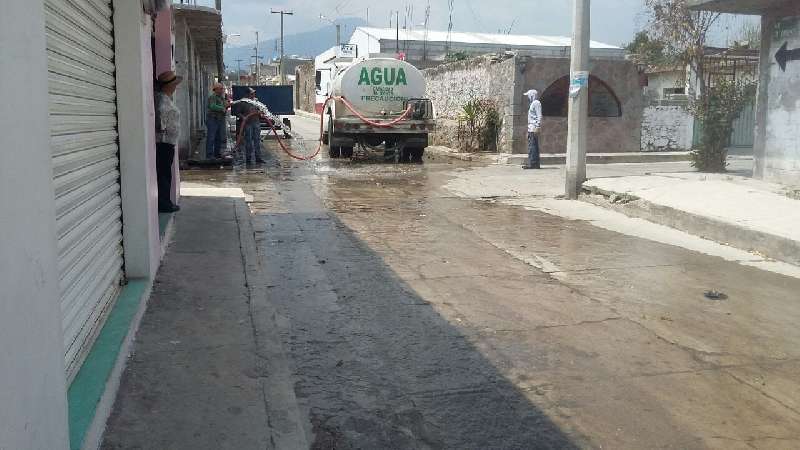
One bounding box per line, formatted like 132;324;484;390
322;58;435;162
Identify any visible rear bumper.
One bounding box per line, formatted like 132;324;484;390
332;117;435;134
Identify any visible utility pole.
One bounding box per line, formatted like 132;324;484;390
254;31;259;84
395;10;400;54
564;0;590;199
235;58;243;83
336;23;341;46
271;9;294;85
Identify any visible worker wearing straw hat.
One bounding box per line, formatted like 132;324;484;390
155;70;183;213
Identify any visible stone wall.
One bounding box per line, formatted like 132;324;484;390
294;62;315;113
517;56;645;154
641;101;694;151
423;54;517;152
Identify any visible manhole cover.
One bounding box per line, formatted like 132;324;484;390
704;290;728;301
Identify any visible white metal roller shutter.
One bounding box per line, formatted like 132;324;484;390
45;0;125;380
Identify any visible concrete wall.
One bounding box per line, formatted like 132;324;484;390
641;102;695;152
518;56;644;154
115;1;161;279
424;55;518;152
0;1;71;448
644;70;686;102
755;11;800;185
294;62;316;113
174;17;214;161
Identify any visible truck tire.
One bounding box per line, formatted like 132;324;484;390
341;147;353;158
322;115;332;145
328;146;341;159
410;147;425;163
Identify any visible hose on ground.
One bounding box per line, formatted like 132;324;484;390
233;96;413;161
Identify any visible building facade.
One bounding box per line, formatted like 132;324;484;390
349;27;624;69
172;3;224;161
424;51;645;155
691;0;800;184
0;1;183;448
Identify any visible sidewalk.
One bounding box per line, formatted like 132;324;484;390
101;192;306;449
583;172;800;265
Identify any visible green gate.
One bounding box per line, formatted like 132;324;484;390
692;102;755;155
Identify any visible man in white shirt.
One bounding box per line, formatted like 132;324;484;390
523;89;542;169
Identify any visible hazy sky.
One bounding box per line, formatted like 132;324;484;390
221;0;757;48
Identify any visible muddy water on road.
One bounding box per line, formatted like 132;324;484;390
181;128;800;449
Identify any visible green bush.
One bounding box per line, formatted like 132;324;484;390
690;78;757;172
457;98;501;152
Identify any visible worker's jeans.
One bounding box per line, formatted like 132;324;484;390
156;142;175;210
205;115;225;159
527;132;540;168
245;122;263;163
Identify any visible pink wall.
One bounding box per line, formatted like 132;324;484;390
154;7;181;205
154;7;174;77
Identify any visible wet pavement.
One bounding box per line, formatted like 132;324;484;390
181;116;800;449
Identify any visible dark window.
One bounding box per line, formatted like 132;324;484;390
315;71;322;90
663;87;686;97
539;75;622;117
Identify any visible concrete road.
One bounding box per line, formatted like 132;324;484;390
182;115;800;449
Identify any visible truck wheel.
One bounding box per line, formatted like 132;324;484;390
328;146;341;159
410;147;425;163
399;148;411;163
341;147;353;158
322;115;332;144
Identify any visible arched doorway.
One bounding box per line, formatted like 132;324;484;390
539;75;622;118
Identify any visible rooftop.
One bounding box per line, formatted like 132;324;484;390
688;0;794;14
173;3;223;71
354;27;620;50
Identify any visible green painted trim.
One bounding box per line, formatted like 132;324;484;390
158;212;172;238
67;279;149;450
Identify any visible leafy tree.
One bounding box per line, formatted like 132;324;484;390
644;0;757;172
625;31;671;67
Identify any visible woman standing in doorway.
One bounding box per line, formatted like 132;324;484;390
155;71;182;213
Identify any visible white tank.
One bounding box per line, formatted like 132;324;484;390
331;58;426;115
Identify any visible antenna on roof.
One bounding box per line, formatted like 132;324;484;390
446;0;454;53
505;18;517;35
423;1;431;62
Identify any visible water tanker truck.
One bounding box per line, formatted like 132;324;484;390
322;58;435;162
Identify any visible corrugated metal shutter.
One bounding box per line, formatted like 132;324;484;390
45;0;125;381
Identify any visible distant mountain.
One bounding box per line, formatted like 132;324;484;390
224;17;367;70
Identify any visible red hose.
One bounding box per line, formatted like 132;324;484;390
233;96;413;161
336;96;413;128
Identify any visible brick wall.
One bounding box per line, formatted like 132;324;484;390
517;56;644;154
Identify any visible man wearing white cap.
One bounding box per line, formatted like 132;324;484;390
523;89;542;169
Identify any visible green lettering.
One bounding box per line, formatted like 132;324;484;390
384;68;396;85
396;68;407;85
371;68;383;85
358;68;370;85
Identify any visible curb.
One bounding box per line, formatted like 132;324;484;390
582;184;800;266
425;145;693;165
234;200;310;450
